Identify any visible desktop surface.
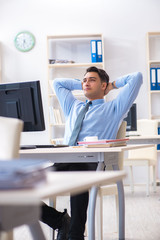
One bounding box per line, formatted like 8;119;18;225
0;171;126;203
19;144;155;156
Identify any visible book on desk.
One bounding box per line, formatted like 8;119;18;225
78;138;129;148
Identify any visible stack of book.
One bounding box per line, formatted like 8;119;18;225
78;138;129;148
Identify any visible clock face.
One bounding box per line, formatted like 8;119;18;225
14;31;35;52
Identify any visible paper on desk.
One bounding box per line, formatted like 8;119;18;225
0;159;52;189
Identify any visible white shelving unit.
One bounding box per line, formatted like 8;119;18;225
147;32;160;120
147;32;160;153
47;34;105;143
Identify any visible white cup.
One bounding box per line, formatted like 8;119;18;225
84;136;98;142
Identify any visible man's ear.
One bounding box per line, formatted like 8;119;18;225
82;82;84;90
101;82;107;90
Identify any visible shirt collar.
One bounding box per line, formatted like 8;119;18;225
86;99;105;106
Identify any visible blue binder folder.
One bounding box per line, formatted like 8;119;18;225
150;68;157;90
156;68;160;90
90;40;97;62
96;40;102;62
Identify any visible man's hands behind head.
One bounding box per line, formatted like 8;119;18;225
104;82;113;95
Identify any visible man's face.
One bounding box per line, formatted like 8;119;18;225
82;72;107;100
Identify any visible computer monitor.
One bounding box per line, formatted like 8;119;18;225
0;80;45;132
124;103;137;131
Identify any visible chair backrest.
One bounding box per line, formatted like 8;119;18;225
0;117;23;160
116;121;127;139
128;119;158;160
117;121;127;170
105;121;127;170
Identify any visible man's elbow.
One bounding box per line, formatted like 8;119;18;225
53;78;60;88
136;72;143;85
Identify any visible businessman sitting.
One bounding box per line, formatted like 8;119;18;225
41;66;143;240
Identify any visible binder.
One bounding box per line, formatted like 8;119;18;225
96;40;102;62
150;68;157;90
157;68;160;90
90;40;97;62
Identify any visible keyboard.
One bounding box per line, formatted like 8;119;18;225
20;144;69;150
36;144;69;148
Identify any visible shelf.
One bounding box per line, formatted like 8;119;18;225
48;62;104;68
151;116;160;120
47;34;102;40
47;33;104;142
48;34;104;68
49;93;56;97
149;60;160;63
150;91;160;93
147;32;160;119
51;138;64;144
148;32;160;36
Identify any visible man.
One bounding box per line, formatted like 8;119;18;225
41;66;143;240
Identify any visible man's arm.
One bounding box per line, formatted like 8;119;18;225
53;78;82;118
105;72;143;118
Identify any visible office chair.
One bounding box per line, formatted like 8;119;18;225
124;119;158;196
0;116;23;240
96;121;127;240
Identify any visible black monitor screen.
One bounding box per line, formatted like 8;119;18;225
0;80;45;132
124;103;137;131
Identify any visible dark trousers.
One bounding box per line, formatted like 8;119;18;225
41;162;97;240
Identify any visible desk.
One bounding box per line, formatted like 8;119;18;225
128;135;160;145
0;171;126;240
20;144;154;240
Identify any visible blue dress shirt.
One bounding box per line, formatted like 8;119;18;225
53;72;143;144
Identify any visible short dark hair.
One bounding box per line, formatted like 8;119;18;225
85;66;109;85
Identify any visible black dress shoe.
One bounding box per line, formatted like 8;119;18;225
57;209;71;240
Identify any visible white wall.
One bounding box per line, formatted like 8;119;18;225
0;0;160;145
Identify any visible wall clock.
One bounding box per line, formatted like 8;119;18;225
14;31;35;52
